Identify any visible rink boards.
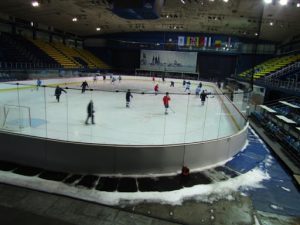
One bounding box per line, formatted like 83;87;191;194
0;76;248;175
0;125;247;174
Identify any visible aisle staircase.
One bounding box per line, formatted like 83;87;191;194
75;48;110;69
51;42;90;68
30;39;79;69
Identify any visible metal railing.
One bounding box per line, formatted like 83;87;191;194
257;74;300;91
0;61;62;70
262;61;300;81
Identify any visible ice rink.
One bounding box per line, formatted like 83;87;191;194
0;77;238;145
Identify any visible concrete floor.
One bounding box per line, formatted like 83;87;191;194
0;183;299;225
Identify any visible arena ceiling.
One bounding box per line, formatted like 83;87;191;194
0;0;299;43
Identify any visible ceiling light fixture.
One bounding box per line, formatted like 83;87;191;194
223;0;229;2
181;0;186;4
297;2;300;7
255;32;258;36
31;1;39;7
279;0;288;5
269;21;274;26
72;17;78;22
264;0;272;4
96;27;101;31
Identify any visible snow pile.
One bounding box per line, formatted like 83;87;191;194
0;167;270;206
281;186;291;192
270;204;284;210
249;127;270;151
261;155;274;168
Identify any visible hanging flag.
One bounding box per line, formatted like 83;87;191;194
215;40;222;48
200;37;205;47
204;37;207;47
186;36;191;46
178;36;185;46
190;37;196;46
208;37;212;47
228;37;231;48
196;37;200;47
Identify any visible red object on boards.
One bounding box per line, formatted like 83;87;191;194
181;166;190;176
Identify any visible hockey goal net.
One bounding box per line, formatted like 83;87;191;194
1;104;31;130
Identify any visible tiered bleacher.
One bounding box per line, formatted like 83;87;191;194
30;39;110;70
238;54;300;81
0;33;32;69
76;48;110;70
251;98;300;164
0;32;110;70
29;39;81;69
51;42;94;69
0;33;59;69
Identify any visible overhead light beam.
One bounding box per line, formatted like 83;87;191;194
31;1;39;7
279;0;288;5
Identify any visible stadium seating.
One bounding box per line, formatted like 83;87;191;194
0;33;59;69
238;54;300;80
30;39;110;70
75;48;110;70
251;99;300;164
0;34;31;64
0;32;110;70
29;39;80;69
50;42;86;68
252;111;265;123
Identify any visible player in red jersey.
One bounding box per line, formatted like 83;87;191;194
154;84;159;95
163;92;171;115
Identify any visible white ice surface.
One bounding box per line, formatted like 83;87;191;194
0;77;238;145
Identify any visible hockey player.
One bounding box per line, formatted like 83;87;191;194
111;76;116;85
185;81;191;92
195;86;201;96
154;84;159;95
118;75;122;83
199;82;203;89
85;100;95;125
152;76;155;82
163;92;171;115
93;75;97;83
200;90;208;106
126;89;133;108
54;85;67;102
81;81;89;93
36;78;42;90
183;80;186;87
170;81;175;87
